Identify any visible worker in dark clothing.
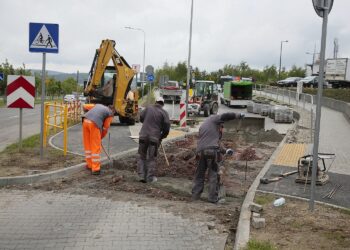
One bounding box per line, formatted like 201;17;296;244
138;97;170;183
83;104;115;175
192;112;245;203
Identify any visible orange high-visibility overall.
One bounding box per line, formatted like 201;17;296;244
83;117;113;172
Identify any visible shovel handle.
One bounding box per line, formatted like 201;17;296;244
161;143;170;167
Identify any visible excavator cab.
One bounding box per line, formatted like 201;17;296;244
84;39;138;125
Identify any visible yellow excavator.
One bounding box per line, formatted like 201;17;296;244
84;39;138;125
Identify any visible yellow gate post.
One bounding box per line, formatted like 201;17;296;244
63;104;68;155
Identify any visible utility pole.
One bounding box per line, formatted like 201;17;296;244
186;0;194;116
278;40;288;80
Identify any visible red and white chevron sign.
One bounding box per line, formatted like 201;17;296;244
7;75;35;109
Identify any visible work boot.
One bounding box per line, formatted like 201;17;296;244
148;177;157;183
91;170;101;175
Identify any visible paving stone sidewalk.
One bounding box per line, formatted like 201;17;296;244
0;190;227;250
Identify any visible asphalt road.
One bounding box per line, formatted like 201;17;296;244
0;105;41;151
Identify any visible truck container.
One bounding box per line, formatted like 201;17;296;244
325;58;350;88
223;81;253;107
159;80;182;103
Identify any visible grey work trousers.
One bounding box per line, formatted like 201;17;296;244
191;149;219;203
137;137;159;182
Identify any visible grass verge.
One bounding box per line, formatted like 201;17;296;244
254;193;275;205
303;88;350;103
245;239;277;250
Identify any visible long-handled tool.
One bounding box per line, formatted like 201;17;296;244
101;144;113;168
160;142;170;167
260;177;282;184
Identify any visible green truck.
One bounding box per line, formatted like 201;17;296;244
223;81;253;107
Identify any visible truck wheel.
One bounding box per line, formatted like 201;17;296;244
210;103;218;115
204;104;210;117
119;116;135;125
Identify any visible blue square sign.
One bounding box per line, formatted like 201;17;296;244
29;23;59;53
0;73;4;81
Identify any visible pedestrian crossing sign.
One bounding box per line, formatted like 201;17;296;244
29;23;59;53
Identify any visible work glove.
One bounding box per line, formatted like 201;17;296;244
226;148;234;156
239;113;245;119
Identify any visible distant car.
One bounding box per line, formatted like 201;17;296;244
298;76;318;88
78;95;87;102
277;77;302;87
64;94;76;102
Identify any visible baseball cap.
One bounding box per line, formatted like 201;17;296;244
156;97;165;103
219;113;236;123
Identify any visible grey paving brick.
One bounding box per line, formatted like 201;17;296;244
0;190;226;250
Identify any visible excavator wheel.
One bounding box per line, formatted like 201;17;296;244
210;103;218;115
203;104;210;117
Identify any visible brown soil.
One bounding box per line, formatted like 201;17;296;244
251;193;350;249
0;147;84;177
5;134;279;248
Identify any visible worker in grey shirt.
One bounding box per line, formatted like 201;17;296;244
138;97;170;183
192;112;245;203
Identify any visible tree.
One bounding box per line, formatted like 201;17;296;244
46;77;61;98
61;77;77;95
288;65;306;77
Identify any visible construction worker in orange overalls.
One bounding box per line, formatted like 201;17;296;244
82;104;115;175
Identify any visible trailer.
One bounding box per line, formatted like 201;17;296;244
325;58;350;88
159;80;182;103
223;81;253;107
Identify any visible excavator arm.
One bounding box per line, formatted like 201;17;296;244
84;39;138;123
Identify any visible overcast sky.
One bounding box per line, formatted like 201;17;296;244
0;0;349;74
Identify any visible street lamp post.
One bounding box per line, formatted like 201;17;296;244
306;52;316;74
125;26;146;96
278;40;288;80
186;0;194;117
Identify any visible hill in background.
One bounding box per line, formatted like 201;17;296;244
30;69;89;85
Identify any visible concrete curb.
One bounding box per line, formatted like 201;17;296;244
0;132;195;187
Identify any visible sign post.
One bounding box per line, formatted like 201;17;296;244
310;0;333;211
29;22;59;159
145;65;154;102
6;75;35;151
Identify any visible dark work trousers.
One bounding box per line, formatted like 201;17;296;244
191;149;219;203
137;137;159;182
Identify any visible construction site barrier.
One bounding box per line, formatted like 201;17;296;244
66;100;82;122
179;102;186;127
43;102;68;155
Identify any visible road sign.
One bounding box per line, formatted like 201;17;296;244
6;75;35;109
0;73;4;81
312;0;333;17
147;74;154;82
145;65;154;74
29;23;59;53
132;64;141;73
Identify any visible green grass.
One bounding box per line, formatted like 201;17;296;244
254;194;275;206
3;134;40;153
245;239;277;250
0;97;64;107
303;88;350;103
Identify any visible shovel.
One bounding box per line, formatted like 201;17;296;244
101;144;113;168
